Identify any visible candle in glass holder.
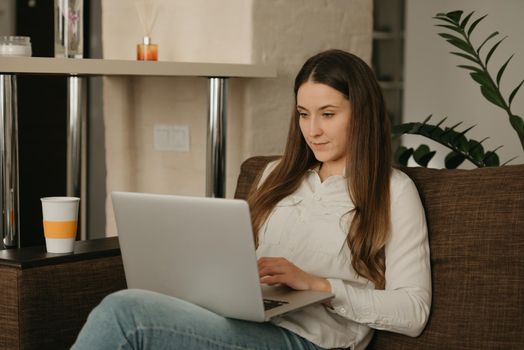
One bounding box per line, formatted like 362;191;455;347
0;36;32;57
137;36;158;61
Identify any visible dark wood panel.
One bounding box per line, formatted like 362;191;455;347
18;256;126;349
0;266;19;350
0;238;125;349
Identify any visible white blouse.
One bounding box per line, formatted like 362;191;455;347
255;161;431;350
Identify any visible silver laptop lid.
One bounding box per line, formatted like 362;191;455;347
112;192;266;322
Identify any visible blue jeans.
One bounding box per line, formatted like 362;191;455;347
72;289;326;350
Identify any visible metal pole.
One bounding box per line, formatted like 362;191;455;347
0;74;20;248
66;76;86;240
206;78;228;198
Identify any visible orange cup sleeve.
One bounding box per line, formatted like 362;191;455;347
43;220;77;238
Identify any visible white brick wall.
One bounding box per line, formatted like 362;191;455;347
102;0;372;235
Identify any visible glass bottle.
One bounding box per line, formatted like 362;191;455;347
137;36;158;61
54;0;83;58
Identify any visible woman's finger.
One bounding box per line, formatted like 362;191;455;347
258;263;290;277
260;275;282;285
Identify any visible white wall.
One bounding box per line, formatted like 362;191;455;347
101;0;372;235
102;0;254;235
0;0;15;36
245;0;373;158
102;0;253;63
404;0;524;168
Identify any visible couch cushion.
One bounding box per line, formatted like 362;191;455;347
369;164;524;349
235;157;524;350
234;156;280;200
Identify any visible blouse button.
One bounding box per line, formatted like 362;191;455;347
339;307;347;314
313;194;321;201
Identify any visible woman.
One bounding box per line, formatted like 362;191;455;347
73;49;431;350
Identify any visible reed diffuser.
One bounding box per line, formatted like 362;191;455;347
134;0;160;61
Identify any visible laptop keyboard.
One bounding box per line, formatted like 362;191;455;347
263;298;289;311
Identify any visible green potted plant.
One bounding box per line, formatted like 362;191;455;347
393;10;523;169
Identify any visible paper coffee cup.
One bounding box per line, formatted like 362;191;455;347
41;197;80;253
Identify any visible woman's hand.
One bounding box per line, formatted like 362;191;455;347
257;257;332;293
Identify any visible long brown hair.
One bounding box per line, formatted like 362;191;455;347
248;49;391;290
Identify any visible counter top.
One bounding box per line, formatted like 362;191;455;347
0;56;277;78
0;237;121;269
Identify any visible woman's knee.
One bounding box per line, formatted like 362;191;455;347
100;289;149;309
88;289;154;323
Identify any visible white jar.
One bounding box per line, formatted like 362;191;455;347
0;36;32;57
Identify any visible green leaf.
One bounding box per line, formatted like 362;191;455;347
470;72;494;89
468;140;485;161
413;145;436;167
509;79;524;107
476;31;499;54
436;24;464;35
446;38;476;56
429;125;445;138
483;151;500;166
454;125;475;151
477;137;490;146
419;151;437;167
409;122;425;133
455;137;470;153
394;146;414;166
459;124;476;136
445;151;466;169
421;114;433;125
496;54;514;87
458;65;482;73
486;36;507;66
491;145;503;153
452;133;469;151
460;11;474;28
392;123;416;135
450;51;479;64
435;16;461;27
509;115;524;149
485;147;505;167
440;123;463;145
418;124;436;137
438;33;463;41
446;11;463;23
433;117;448;128
480;85;505;108
441;129;461;144
501;156;518;166
414;144;430;155
442;121;463;134
467;14;488;37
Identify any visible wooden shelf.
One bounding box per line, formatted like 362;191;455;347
0;56;277;78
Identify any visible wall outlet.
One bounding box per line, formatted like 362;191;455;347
154;124;190;152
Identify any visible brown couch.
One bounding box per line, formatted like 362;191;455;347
235;156;524;350
1;156;522;349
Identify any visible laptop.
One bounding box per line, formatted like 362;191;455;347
112;191;334;322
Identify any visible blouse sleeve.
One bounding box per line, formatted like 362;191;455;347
326;175;432;337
